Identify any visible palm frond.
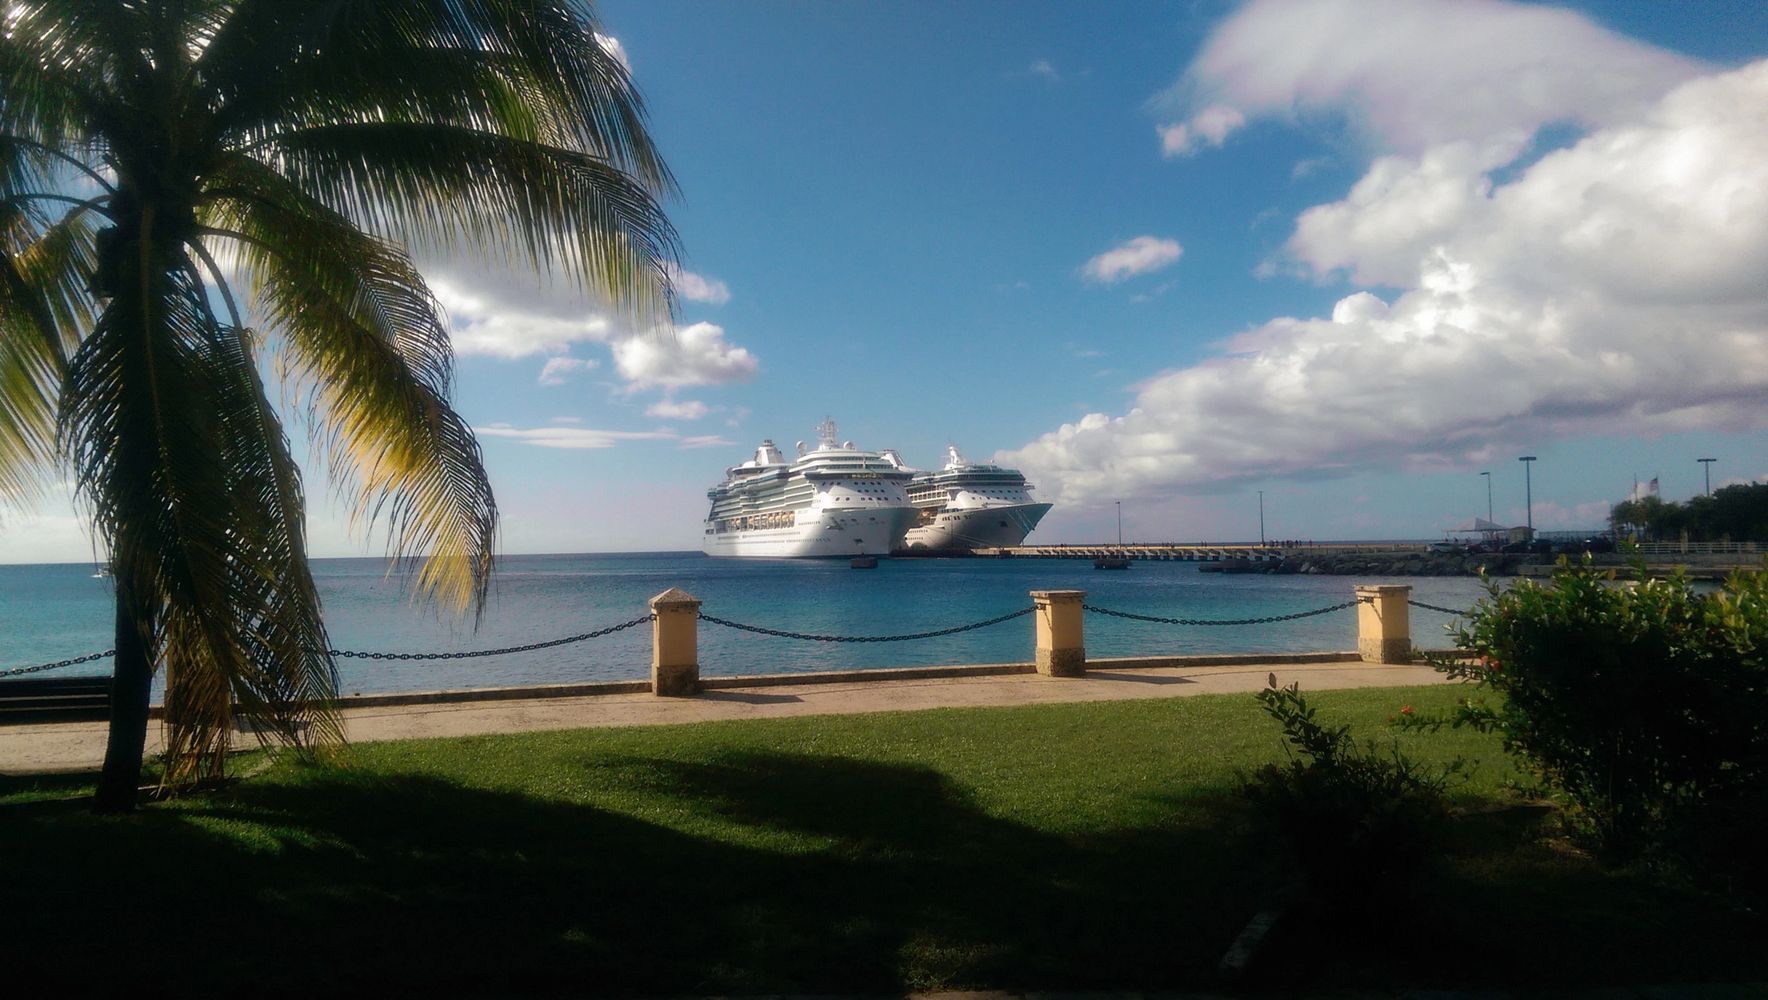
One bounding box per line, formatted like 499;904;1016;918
61;251;246;782
205;157;498;617
199;321;341;751
0;2;140;149
0;199;97;500
253;123;678;325
205;0;673;192
63;240;341;782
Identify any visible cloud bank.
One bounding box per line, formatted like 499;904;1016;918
1007;2;1768;507
1157;0;1702;156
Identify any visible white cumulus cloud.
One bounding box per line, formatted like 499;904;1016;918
1160;0;1702;156
665;264;732;305
594;33;631;74
537;356;597;385
433;279;612;358
1158;104;1246;157
646;398;710;420
612;321;759;389
1006;39;1768;507
1081;236;1184;285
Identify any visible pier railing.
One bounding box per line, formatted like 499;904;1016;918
5;585;1471;709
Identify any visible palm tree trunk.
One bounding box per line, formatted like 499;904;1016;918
93;580;151;813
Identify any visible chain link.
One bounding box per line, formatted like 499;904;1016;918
328;614;654;661
1;649;117;678
698;606;1035;643
1081;598;1363;627
4;615;655;674
1407;599;1474;617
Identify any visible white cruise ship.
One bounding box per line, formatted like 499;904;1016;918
895;445;1054;551
702;419;920;558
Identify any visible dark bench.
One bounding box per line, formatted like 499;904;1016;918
0;675;114;723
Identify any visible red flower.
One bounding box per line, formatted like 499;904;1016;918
1400;705;1414;715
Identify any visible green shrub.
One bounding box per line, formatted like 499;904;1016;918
1244;675;1456;907
1422;559;1768;867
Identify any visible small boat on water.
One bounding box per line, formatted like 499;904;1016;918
1093;556;1130;570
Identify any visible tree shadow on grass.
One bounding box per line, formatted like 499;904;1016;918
9;751;1763;995
1;750;1262;996
1242;806;1768;992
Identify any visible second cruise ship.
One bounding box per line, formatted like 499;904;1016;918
895;445;1053;551
702;419;919;558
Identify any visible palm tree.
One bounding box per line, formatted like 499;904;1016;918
0;1;677;811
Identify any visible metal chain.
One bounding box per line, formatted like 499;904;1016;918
698;606;1035;643
1;649;117;678
1407;599;1474;617
7;595;1424;671
328;614;654;661
1081;598;1363;627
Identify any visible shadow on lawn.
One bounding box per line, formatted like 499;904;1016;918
2;750;1264;995
9;750;1760;995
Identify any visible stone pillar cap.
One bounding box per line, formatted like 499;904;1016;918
1030;589;1086;601
650;587;701;609
1354;584;1412;594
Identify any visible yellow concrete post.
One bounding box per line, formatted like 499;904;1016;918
649;588;701;696
1030;589;1086;677
1355;584;1412;664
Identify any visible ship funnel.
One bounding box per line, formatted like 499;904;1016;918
795;440;806;458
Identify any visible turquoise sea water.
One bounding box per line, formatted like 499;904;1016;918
0;553;1491;695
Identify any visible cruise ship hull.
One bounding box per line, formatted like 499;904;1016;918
703;506;919;558
900;501;1053;551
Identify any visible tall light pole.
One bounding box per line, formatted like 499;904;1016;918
1519;456;1537;532
1115;500;1122;545
1257;490;1266;545
1699;457;1716;496
1480;471;1492;523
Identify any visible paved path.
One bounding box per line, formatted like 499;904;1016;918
0;659;1449;774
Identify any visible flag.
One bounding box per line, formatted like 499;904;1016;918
1648;477;1659;496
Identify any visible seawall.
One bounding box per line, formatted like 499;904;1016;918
1266;551;1759;578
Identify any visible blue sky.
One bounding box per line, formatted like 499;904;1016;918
7;0;1768;562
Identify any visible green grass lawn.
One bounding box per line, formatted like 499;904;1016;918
3;683;1762;995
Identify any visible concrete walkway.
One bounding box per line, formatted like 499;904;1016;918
0;657;1450;775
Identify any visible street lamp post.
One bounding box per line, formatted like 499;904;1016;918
1115;500;1122;546
1257;490;1266;546
1519;456;1537;532
1480;471;1492;523
1698;457;1716;496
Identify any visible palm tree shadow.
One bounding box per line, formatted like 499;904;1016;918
6;754;1263;995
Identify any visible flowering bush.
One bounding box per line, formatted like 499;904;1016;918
1417;558;1768;867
